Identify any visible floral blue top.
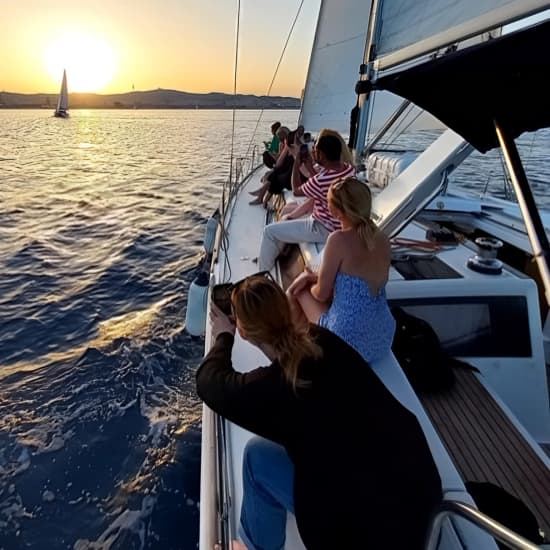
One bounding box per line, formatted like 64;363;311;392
319;272;396;363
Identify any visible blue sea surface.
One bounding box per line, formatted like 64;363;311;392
0;109;299;550
381;127;550;206
0;109;549;550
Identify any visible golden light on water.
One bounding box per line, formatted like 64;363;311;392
44;31;117;92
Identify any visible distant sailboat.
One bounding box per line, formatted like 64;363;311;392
54;69;69;118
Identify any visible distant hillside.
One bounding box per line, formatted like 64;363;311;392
0;89;300;109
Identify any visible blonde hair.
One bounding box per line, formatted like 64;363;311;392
329;177;378;249
318;128;353;164
231;277;322;389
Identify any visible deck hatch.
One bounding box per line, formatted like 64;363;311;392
388;296;531;357
391;255;463;280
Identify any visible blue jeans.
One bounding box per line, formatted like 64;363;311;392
239;437;295;550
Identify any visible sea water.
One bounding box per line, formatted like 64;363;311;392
0;109;549;550
0;109;299;550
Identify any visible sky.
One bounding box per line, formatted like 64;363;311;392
1;0;322;97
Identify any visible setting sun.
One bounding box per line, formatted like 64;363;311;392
44;31;117;92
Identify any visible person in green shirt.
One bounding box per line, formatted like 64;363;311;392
262;121;282;168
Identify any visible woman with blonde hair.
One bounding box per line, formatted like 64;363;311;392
317;127;354;164
288;176;396;363
196;273;441;550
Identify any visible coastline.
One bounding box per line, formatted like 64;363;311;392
0;105;300;110
0;89;301;110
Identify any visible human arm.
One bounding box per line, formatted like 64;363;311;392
287;267;318;296
310;232;342;302
275;137;283;156
291;150;306;196
281;198;313;221
196;322;290;444
273;144;289;169
299;160;315;180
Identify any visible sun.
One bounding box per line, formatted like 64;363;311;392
44;31;117;92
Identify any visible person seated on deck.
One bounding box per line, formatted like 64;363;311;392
318;127;354;164
288;176;396;364
279;128;351;216
261;121;282;168
196;274;442;550
257;132;354;271
250;127;312;208
250;126;291;206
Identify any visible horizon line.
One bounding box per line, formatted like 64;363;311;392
0;87;301;99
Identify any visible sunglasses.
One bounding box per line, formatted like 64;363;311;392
212;271;275;316
230;270;275;292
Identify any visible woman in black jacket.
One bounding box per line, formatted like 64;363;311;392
196;274;442;550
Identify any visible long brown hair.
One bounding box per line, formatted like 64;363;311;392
231;277;322;389
329;176;378;250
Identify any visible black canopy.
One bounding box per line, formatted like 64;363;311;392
375;19;550;153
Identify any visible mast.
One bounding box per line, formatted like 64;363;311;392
353;0;382;160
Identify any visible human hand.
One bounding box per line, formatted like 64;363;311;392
210;302;236;339
288;270;317;296
289;143;300;159
280;214;292;221
280;202;297;215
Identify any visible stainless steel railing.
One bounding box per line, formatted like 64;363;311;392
425;499;542;550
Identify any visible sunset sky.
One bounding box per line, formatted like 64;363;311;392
2;0;321;97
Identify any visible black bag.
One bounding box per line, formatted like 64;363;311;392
262;150;276;168
390;306;455;393
465;481;545;549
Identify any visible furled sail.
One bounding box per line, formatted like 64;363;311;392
299;0;372;135
374;0;550;71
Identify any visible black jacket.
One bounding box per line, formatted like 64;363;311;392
196;325;442;549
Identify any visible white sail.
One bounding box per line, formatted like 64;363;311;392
299;0;372;135
54;69;69;117
374;0;550;71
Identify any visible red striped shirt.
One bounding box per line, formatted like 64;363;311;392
301;163;355;232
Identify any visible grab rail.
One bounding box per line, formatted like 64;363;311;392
425;500;541;550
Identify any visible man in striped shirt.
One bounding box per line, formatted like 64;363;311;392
258;133;355;271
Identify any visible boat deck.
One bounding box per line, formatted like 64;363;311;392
202;167;550;550
419;368;550;539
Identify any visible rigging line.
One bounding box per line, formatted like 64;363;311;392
229;0;241;194
386;106;423;145
377;103;422;150
367;91;410;150
219;0;242;283
244;0;305;159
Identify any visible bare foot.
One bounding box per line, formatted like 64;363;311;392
249;197;263;205
248;188;263;196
